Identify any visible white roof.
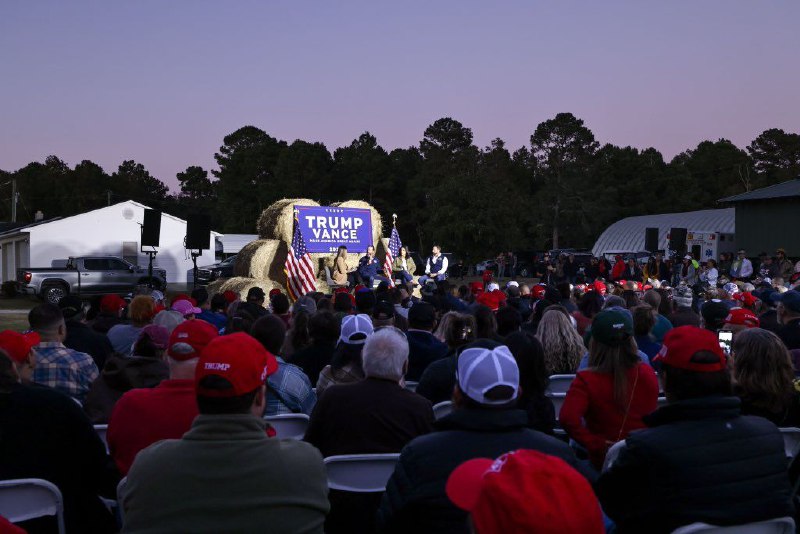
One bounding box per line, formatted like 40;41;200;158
217;234;257;254
592;208;735;256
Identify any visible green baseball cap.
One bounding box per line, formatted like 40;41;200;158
591;310;633;347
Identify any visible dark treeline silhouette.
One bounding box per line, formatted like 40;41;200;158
2;114;799;262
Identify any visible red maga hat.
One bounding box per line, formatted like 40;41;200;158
654;326;727;372
724;308;760;328
168;319;219;361
195;333;278;397
0;330;40;363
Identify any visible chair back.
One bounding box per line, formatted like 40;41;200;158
404;381;418;393
324;454;400;492
602;440;628;472
671;516;795;533
264;414;310;440
0;478;65;534
657;396;669;408
433;400;453;420
547;374;576;394
545;393;567;421
780;427;800;459
117;477;128;522
94;424;109;452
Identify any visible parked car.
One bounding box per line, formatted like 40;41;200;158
475;259;497;275
17;256;167;304
196;254;238;285
602;250;650;266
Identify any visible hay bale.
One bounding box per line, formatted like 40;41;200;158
331;200;383;246
234;239;288;282
257;198;320;242
215;277;284;301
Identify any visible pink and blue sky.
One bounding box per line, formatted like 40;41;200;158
1;1;798;191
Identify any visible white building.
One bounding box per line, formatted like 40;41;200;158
0;200;219;285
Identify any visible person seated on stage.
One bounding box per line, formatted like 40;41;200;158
358;245;389;288
419;245;449;285
393;246;418;287
332;245;361;287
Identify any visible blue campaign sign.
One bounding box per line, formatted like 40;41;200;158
295;205;373;253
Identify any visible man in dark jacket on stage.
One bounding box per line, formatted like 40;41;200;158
377;344;592;534
597;326;793;534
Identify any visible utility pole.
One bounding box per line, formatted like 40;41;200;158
107;190;111;206
11;179;17;222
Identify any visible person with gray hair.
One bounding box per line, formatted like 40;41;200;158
305;326;433;533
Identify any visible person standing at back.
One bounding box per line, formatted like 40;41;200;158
120;333;330;533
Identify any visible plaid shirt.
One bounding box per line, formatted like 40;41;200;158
33;341;99;401
266;357;317;416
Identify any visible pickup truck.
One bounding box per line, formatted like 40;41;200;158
17;256;167;304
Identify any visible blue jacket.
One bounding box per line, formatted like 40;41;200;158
358;255;382;278
406;330;448;381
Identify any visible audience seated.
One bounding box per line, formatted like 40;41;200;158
0;330;39;384
281;296;317;357
108;319;218;475
504;331;556;434
108;295;155;355
29;303;99;401
305;327;433;533
251;314;316;416
377;343;593;533
775;290;800;349
59;295;113;371
91;294;126;334
560;309;659;470
632;303;661;360
536;308;586;375
121;333;329;532
0;350;119;533
290;310;340;384
597;325;794;533
316;314;373;397
83;324;170;423
417;313;477;404
405;302;448;381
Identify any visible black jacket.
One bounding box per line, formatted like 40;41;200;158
668;307;701;328
64;320;114;370
405;330;448;381
597;396;794;534
0;384;119;534
377;407;594;534
778;318;800;350
290;340;336;385
416;354;457;405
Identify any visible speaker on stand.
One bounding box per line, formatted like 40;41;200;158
186;215;211;288
140;210;161;288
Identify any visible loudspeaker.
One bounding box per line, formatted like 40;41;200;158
669;228;688;255
645;227;659;253
186;215;211;250
141;209;161;247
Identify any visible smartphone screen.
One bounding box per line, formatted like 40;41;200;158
718;331;733;355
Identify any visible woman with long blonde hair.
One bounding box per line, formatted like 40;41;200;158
536;309;586;375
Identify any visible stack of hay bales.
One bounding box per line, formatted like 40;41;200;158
209;198;384;300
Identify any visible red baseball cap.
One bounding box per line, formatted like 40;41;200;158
446;449;604;534
531;284;547;300
269;288;282;297
195;333;278;397
733;292;756;308
0;330;40;363
477;291;500;312
592;280;607;296
167;319;219;360
100;294;126;314
469;281;484;295
654;326;727;372
222;290;238;303
724;308;760;328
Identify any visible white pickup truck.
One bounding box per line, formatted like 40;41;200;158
17;256;167;304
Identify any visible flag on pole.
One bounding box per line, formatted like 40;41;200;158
285;215;317;300
384;218;402;287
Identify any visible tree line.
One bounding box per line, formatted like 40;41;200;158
1;113;799;263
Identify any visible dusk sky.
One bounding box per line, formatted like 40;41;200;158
2;1;798;191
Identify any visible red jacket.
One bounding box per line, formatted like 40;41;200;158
611;258;626;281
560;364;659;469
107;379;199;475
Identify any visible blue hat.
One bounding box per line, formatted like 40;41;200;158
774;290;800;313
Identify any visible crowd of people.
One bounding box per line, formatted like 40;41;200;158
1;245;800;533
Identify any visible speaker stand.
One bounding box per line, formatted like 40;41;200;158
144;250;158;289
191;250;202;289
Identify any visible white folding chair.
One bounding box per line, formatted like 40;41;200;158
0;478;65;534
546;393;567;421
116;477;128;522
94;424;109;452
433;400;453;420
546;374;576;394
657;396;669;408
324;454;400;492
602;440;628;472
404;381;419;393
671;516;795;534
779;427;800;459
264;414;310;440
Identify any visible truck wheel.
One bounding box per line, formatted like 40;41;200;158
43;284;68;304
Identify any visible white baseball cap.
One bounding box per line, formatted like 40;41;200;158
456;346;519;406
339;313;374;345
487;282;500;292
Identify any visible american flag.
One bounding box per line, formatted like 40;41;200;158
384;225;402;287
285;217;317;300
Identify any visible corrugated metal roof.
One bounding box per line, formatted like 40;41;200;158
591;208;735;256
719;178;800;203
217;234;258;254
